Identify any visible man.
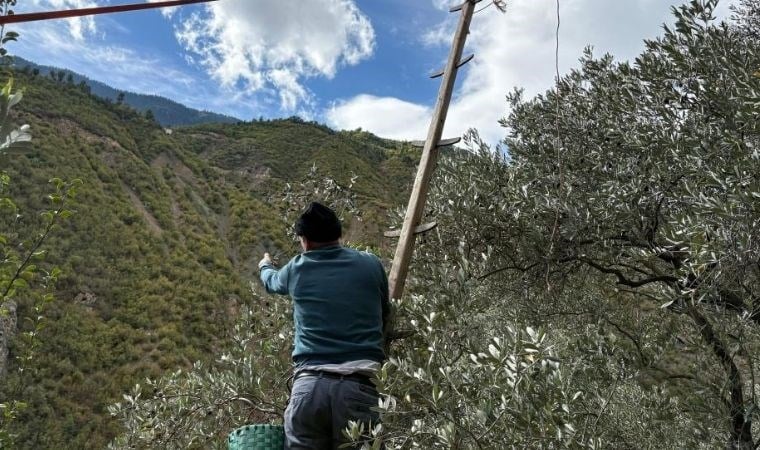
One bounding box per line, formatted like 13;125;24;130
258;201;389;449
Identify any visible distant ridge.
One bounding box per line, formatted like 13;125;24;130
11;56;241;127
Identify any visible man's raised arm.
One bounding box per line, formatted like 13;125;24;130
258;252;291;295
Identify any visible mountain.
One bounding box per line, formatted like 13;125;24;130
11;56;241;127
0;65;418;448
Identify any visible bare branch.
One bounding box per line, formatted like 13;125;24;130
580;257;678;288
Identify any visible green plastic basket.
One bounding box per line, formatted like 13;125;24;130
228;424;284;450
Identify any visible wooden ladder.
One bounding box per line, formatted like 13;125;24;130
385;0;481;346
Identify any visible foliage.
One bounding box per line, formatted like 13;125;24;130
104;2;760;449
0;80;30;150
370;319;582;447
280;163;361;250
0;56;414;447
733;0;760;40
499;1;759;445
0;73;79;447
0;0;19;59
369;1;758;448
107;290;292;450
358;140;585;448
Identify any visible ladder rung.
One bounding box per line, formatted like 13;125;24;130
438;137;462;146
449;0;483;13
384;222;438;238
430;53;474;79
410;137;461;148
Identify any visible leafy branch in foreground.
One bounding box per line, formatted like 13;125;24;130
108;289;292;450
0;174;80;448
0;0;19;60
0;73;80;447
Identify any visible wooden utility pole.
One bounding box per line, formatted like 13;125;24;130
386;0;479;341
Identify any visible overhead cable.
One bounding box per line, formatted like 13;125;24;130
0;0;218;25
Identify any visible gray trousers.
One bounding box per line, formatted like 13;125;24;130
284;373;380;449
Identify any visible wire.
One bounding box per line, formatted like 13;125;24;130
474;2;493;14
474;1;508;15
0;0;217;25
546;0;563;292
554;0;561;162
554;0;563;196
555;0;561;88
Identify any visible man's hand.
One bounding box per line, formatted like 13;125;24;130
258;252;273;270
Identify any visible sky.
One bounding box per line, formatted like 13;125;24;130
12;0;739;145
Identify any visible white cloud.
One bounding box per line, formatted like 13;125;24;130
328;0;739;145
146;0;179;18
24;0;97;41
431;0;453;11
421;18;453;47
171;0;375;111
17;24;198;94
11;5;217;115
327;95;431;141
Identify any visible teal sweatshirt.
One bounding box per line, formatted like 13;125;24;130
259;245;388;365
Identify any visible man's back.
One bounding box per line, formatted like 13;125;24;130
260;245;388;364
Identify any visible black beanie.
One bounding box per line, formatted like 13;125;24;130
295;202;342;242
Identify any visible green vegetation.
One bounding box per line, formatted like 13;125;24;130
3;1;758;449
0;75;80;448
109;1;760;449
373;1;760;447
0;59;417;448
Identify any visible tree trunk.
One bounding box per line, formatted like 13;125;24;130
0;300;17;379
687;307;753;449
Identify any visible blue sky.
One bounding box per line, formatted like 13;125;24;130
12;0;739;144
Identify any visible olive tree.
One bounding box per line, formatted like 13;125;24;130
376;1;759;448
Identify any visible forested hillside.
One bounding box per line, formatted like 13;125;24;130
12;57;240;127
0;65;417;448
